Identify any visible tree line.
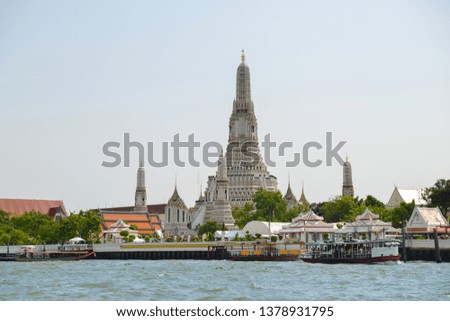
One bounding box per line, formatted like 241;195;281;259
0;210;102;246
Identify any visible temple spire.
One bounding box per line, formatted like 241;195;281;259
299;180;309;207
241;49;245;62
134;164;147;212
342;155;354;197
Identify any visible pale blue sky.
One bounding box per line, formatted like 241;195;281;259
1;1;449;211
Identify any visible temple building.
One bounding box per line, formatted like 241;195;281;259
342;155;354;197
278;210;337;242
164;184;191;237
406;207;448;234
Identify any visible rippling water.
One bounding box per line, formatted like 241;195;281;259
0;260;449;301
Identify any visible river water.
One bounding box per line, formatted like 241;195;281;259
0;260;449;301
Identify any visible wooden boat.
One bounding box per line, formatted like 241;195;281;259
300;239;400;264
227;243;299;261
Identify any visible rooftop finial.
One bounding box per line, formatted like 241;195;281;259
241;49;245;63
345;153;348;163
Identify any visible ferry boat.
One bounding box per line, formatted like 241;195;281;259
227;243;299;261
300;239;400;264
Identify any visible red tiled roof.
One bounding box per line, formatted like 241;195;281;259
96;204;166;214
148;204;166;214
0;199;67;217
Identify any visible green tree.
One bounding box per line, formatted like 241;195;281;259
0;210;11;226
423;179;450;215
322;196;363;222
252;190;287;222
390;201;415;228
0;225;30;245
364;195;385;208
361;195;390;222
60;210;102;243
198;220;226;236
11;211;59;244
232;202;255;228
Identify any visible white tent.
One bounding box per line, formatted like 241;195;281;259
242;221;287;236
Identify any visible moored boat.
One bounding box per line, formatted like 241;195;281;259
300;239;400;264
15;245;95;262
14;237;96;262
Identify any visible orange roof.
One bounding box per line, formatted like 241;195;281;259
0;199;67;217
101;210;162;235
103;213;149;222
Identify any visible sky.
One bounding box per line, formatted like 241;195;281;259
0;1;449;212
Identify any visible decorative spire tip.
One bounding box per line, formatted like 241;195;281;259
241;49;245;63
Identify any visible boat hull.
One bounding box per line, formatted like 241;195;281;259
15;251;96;262
301;255;400;264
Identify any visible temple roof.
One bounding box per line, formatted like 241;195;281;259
292;210;324;223
356;208;379;221
283;182;297;203
167;186;187;209
396;188;426;205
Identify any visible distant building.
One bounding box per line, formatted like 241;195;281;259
0;198;68;219
99;165;162;237
342;155;354;197
406;207;449;234
386;186;426;209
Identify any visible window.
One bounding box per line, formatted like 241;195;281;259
182;211;185;222
177;209;180;222
168;208;171;222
